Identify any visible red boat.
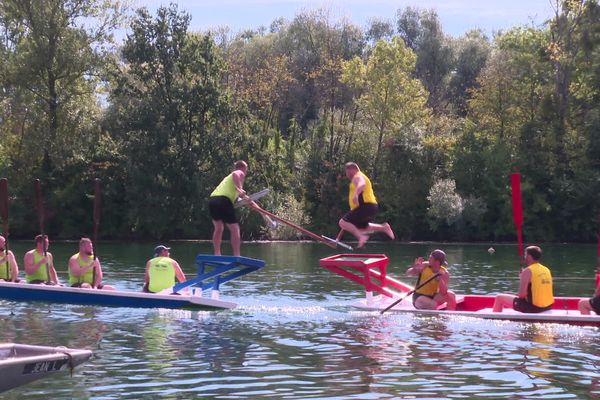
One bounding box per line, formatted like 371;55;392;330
320;254;600;326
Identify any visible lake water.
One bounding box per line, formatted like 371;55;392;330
1;241;599;399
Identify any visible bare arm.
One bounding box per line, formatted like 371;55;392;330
437;270;450;295
8;251;19;282
406;257;427;277
232;170;247;198
173;261;186;283
47;253;59;284
518;268;531;298
23;251;35;275
93;258;103;288
144;261;150;286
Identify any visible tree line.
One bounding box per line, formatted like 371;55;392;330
1;0;599;243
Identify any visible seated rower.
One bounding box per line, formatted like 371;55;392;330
68;237;114;290
406;249;456;311
493;245;554;313
143;245;186;294
578;266;600;315
0;235;19;282
24;235;59;285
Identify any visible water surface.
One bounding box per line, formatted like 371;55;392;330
1;241;598;399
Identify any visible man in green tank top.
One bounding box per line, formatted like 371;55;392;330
0;235;19;282
68;237;115;290
143;245;187;293
23;234;59;285
208;160;251;256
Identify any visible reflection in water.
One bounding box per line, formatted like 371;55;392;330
1;242;600;399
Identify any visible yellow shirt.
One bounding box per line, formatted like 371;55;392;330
527;262;554;308
348;171;377;210
415;265;445;297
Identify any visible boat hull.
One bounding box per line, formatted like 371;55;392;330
0;343;92;392
353;294;600;326
0;281;236;310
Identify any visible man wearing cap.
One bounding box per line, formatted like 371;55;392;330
68;237;114;290
405;249;456;310
143;245;187;294
338;162;394;248
0;235;19;282
493;245;554;313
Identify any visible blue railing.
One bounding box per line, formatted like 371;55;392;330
172;255;265;294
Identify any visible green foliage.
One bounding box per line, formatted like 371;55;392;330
1;0;600;244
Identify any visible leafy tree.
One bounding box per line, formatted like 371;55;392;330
106;4;234;238
342;37;430;178
0;0;123;172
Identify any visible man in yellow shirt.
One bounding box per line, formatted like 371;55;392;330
493;245;554;313
405;249;456;310
23;235;59;285
68;238;114;290
143;245;186;294
0;235;19;282
338;162;394;248
208;160;250;256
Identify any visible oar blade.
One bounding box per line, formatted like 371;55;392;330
33;178;44;229
93;179;101;227
510;173;523;227
234;188;270;208
0;178;8;225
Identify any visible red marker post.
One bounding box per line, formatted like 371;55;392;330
511;173;524;269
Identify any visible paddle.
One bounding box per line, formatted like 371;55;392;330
234;188;270;208
380;272;441;314
93;179;101;260
91;179;101;288
33;179;50;282
596;213;600;289
0;178;9;280
511;173;524;269
249;203;338;249
321;235;353;251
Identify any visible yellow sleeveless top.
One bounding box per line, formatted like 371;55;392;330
415;265;445;297
527;262;554;308
210;174;238;204
348;171;377;210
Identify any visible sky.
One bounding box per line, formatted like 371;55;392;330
132;0;557;37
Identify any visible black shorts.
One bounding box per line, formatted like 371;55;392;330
589;296;600;314
412;292;434;307
513;297;552;313
343;204;378;229
208;196;238;224
71;283;104;289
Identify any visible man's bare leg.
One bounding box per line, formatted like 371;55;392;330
212;220;224;256
339;219;368;248
227;223;241;256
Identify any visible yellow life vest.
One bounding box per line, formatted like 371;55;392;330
26;250;49;283
0;251;10;280
527;262;554;308
148;257;176;293
415;265;445;297
69;253;95;286
348;171;377;210
210;173;238;204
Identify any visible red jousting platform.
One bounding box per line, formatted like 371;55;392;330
319;254;412;297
